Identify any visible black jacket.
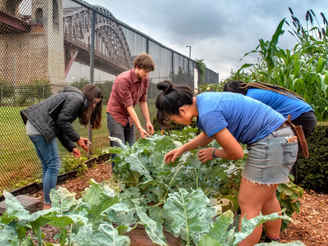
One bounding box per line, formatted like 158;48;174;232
20;86;89;152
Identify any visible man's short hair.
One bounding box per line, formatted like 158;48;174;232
134;52;155;71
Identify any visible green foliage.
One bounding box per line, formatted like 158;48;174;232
169;66;193;85
195;58;207;83
151;116;198;134
95;80;113;106
59;154;88;176
163;188;216;245
0;182;128;246
0;77;14;98
297;125;328;192
70;77;90;89
0;182;303;246
196;82;225;94
17;78;52;106
103;129;242;206
276;180;304;230
230;8;328;120
71;78;114;105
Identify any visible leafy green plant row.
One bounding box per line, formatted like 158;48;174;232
0;181;304;246
1;126;305;245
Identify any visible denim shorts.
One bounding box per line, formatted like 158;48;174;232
242;126;298;185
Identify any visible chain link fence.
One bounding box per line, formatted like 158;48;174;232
0;0;219;194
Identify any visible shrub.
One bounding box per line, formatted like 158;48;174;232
18;78;52;106
0;77;15;98
71;78;113;105
297;125;328;192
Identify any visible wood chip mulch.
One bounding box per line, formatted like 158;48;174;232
280;190;328;245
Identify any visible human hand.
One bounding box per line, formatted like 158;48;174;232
72;148;81;158
198;147;216;162
164;147;184;164
146;122;154;135
77;137;89;152
139;127;150;138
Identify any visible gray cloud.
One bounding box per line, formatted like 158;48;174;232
91;0;328;80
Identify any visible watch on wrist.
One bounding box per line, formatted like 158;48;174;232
212;148;217;159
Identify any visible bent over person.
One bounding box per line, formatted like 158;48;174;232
21;84;103;209
224;80;317;181
155;80;298;245
106;52;155;166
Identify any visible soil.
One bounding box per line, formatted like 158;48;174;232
30;162;328;246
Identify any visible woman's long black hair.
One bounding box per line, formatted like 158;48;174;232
223;80;305;101
155;80;193;127
80;84;103;129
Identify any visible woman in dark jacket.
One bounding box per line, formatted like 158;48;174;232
21;84;103;209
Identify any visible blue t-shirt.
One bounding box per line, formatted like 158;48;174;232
196;92;284;144
247;88;313;120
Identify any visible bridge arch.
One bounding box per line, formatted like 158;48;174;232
64;5;133;76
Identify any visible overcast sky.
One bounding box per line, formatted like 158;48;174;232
85;0;327;81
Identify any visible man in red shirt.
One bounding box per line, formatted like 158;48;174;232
106;52;155;165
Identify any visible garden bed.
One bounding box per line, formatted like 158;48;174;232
27;162;328;245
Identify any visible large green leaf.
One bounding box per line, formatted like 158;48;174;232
203;210;235;244
82;179;108;206
106;202;136;228
135;205;167;246
50;187;77;213
3;191;30;220
163;188;216;245
0;223;19;245
43;214;74;228
84;195;120;228
125;153;152;180
89;223;130;246
234;212;292;244
69;220;94;246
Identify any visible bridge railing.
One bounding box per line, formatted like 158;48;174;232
0;0;219;195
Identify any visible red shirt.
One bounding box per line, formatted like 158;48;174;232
106;68;149;126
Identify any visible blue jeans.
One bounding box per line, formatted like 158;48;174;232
29;134;61;205
107;113;135;164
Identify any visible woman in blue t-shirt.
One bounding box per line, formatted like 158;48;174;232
155;80;298;245
224;80;316;182
223;81;317;138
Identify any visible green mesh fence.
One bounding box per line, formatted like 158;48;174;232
0;0;219;194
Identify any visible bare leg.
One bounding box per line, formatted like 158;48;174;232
43;204;52;210
262;190;282;239
238;177;280;246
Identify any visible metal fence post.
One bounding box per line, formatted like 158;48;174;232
88;10;96;158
